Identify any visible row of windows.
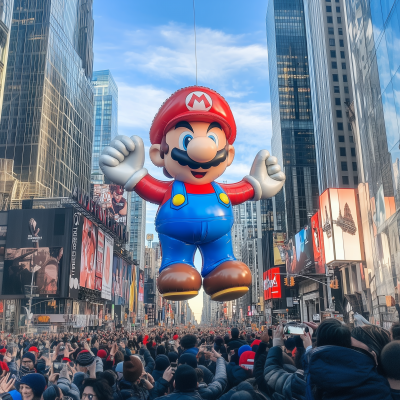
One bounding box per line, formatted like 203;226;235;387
335;97;351;105
334;85;349;93
342;176;358;185
337;122;352;130
326;0;340;2
328;27;343;35
340;147;356;156
326;6;341;12
327;16;342;23
341;161;357;171
329;38;345;47
332;61;346;69
338;135;354;143
330;50;346;59
332;74;348;82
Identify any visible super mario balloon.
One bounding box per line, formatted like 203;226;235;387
99;86;285;302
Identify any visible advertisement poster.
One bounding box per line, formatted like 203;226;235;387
79;218;97;290
101;234;113;300
93;184;127;226
311;212;325;274
320;189;335;264
293;225;314;274
69;212;83;299
273;232;286;265
129;265;137;313
285;237;297;275
95;230;104;291
112;256;124;305
3;247;63;295
138;269;144;302
263;267;282;300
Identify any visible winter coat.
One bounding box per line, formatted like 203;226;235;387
225;362;251;390
306;346;392;400
219;381;271;400
198;365;214;385
113;377;169;400
263;346;306;400
226;339;247;353
253;342;269;395
198;358;227;400
72;372;89;391
54;377;80;400
391;389;400;400
151;369;164;382
156;390;203;400
139;349;155;374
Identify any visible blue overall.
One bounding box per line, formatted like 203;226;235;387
156;180;236;277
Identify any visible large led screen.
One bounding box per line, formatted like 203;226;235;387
263;267;282;300
79;218;97;290
101;234;113;300
273;232;286;265
311;212;325;274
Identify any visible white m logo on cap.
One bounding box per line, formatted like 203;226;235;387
185;91;213;111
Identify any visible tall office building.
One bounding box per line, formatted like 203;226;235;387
304;0;357;192
129;192;146;270
266;0;319;237
344;0;400;327
0;0;94;199
91;70;118;184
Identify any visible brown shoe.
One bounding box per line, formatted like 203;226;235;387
157;263;202;300
203;260;251;301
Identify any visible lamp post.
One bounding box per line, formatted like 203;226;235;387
26;265;41;333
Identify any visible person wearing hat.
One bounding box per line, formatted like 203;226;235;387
19;373;47;400
160;364;199;399
19;353;36;379
99;86;285;302
152;355;170;382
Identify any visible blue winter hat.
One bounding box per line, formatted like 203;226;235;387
238;345;252;357
168;351;179;363
155;354;170;371
20;373;47;397
115;361;124;373
178;353;197;369
9;391;22;400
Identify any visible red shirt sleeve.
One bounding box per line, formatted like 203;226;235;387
220;180;255;206
134;174;172;205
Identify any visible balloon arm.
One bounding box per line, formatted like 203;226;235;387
219;180;257;206
133;174;172;205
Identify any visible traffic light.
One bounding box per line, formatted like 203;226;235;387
290;277;295;286
284;277;288;286
330;278;339;289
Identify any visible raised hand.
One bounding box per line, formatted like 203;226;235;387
99;135;147;190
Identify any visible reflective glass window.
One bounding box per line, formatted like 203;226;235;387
337;17;342;23
341;51;345;58
332;61;338;68
333;74;339;81
327;16;333;23
327;5;332;12
329;38;335;46
339;135;345;142
335;97;341;105
381;83;400;150
338;122;344;130
331;50;337;57
343;74;348;82
342;62;347;69
336;6;340;12
338;28;343;35
370;0;384;44
334;86;340;93
353;176;358;185
376;33;392;93
352;162;357;171
340;147;346;156
385;3;400;78
341;161;348;170
336;110;343;117
351;148;356;157
342;176;349;184
328;27;334;34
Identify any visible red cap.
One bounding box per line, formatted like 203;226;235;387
62;357;71;363
0;348;6;354
173;335;179;341
97;349;108;359
29;346;39;353
149;86;237;145
251;339;261;347
0;361;9;372
239;351;255;370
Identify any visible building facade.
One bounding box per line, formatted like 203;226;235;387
304;0;358;192
0;0;94;200
91;70;118;184
129;192;146;270
267;0;319;237
345;0;400;328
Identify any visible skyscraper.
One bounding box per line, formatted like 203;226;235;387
0;0;94;199
304;0;357;192
91;70;118;184
344;0;400;327
129;192;146;270
266;0;319;237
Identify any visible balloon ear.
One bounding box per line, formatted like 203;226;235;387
150;144;165;167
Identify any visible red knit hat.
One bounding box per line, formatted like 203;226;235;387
173;335;179;341
0;348;6;354
251;339;261;347
0;361;9;372
239;351;255;370
97;349;108;359
29;346;39;353
149;86;237;145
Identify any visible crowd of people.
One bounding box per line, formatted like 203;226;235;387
0;319;398;400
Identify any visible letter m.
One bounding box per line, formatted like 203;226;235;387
187;93;210;109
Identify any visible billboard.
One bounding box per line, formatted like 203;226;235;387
129;265;137;313
311;212;325;274
69;212;83;298
3;247;63;295
95;229;104;291
101;234;113;300
264;267;282;300
320;188;363;264
93;184;127;226
138;269;144;302
79;218;97;290
294;225;314;273
273;232;286;265
112;256;131;305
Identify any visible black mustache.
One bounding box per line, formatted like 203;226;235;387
171;147;228;170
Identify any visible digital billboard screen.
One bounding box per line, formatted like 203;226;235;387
138;269;144;302
79;218;97;290
95;229;104;291
273;232;286;265
311;212;325;274
263;267;282;300
286;226;314;275
93;184;127;227
101;234;113;300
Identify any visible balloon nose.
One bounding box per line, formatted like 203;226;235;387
187;137;217;163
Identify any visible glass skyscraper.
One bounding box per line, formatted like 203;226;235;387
266;0;319;237
345;0;400;327
0;0;94;198
129;192;146;271
91;70;118;184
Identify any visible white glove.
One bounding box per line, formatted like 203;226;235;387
244;150;285;200
99;135;148;191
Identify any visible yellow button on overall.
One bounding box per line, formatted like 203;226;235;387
172;194;185;206
219;193;229;204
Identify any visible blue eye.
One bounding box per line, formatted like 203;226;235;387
207;132;219;147
179;132;193;150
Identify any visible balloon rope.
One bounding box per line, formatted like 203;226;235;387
193;0;198;85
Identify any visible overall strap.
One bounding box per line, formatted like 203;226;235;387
211;181;230;208
170;180;188;210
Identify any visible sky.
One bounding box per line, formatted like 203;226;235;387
93;0;273;323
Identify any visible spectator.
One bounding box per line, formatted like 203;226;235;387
381;341;400;399
19;374;47;400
